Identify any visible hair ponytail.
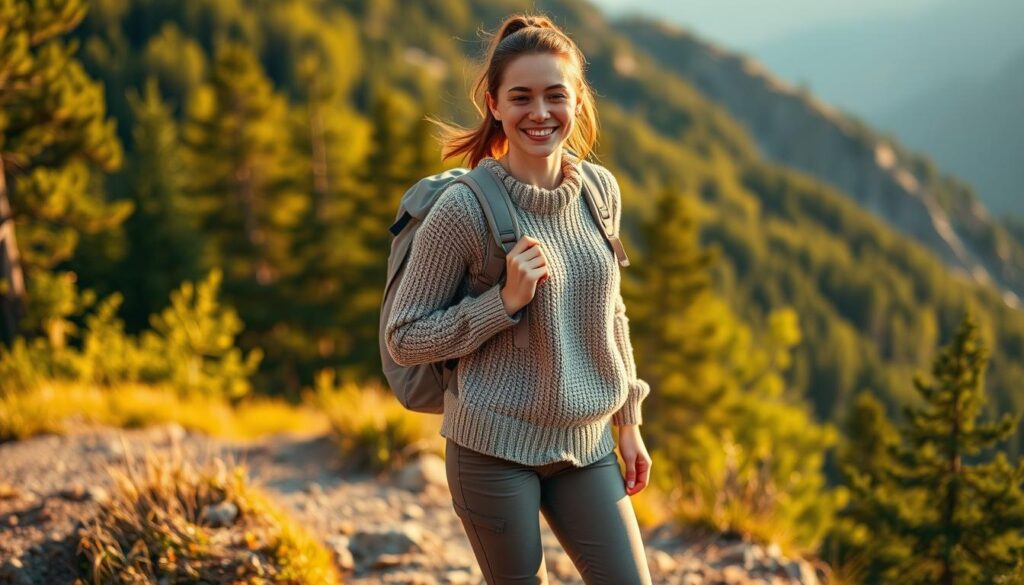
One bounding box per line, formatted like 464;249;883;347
427;12;599;167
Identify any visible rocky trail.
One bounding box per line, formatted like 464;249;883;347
0;425;833;584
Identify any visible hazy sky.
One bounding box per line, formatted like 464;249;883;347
590;0;943;50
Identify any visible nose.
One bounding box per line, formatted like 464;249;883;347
529;100;550;122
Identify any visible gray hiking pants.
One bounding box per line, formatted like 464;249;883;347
445;437;653;584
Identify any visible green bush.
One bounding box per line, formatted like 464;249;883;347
315;369;441;473
0;268;261;400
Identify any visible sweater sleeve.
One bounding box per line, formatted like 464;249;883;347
384;183;522;367
611;292;650;426
599;166;651;427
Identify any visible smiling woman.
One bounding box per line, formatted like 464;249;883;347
428;14;599;172
486;56;578;189
394;12;654;584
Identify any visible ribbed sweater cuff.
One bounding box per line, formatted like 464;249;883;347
469;284;522;338
612;381;649;426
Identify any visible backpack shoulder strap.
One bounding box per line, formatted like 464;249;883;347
579;161;631;267
457;166;521;256
455;166;519;292
454;165;530;349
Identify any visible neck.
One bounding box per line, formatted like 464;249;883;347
500;148;562;190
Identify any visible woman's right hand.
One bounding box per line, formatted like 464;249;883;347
500;235;549;316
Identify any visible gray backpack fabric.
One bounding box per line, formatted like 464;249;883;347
379;161;630;414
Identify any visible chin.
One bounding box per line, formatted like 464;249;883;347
518;140;563;158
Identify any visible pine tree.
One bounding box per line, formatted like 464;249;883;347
827;391;908;583
109;78;204;331
843;310;1024;584
627;183;840;551
181;39;309;393
278;48;373;387
627;183;720;434
0;0;127;346
340;87;421;379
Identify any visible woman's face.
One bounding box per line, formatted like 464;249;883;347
486;52;582;160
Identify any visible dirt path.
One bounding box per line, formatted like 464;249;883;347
0;424;831;584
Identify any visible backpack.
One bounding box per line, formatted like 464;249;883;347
378;160;631;414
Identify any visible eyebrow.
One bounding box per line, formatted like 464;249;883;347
507;84;567;93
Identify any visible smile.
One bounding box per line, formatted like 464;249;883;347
522;127;558;140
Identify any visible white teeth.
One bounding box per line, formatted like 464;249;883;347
524;127;556;137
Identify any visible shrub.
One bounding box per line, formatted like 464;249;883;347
314;369;441;473
0;268;261;400
77;448;340;584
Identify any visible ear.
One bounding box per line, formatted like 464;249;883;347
485;91;500;121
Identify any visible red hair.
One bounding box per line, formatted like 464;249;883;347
427;13;599;167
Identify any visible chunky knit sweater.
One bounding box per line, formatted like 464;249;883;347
384;152;650;467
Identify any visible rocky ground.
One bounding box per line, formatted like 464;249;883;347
0;424;834;584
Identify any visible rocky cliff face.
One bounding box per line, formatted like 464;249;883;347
616;19;1023;309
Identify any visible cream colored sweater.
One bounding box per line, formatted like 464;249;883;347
384;152;650;467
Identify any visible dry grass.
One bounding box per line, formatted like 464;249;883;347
77;439;340;584
823;552;870;585
0;380;328;442
315;371;442;473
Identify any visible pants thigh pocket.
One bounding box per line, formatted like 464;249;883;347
452;499;506;533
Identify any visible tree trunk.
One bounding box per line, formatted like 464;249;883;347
0;157;27;346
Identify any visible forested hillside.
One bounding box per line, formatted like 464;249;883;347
3;0;1024;576
35;0;1020;449
613;17;1024;311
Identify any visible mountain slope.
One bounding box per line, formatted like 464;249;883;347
877;46;1024;217
614;16;1024;310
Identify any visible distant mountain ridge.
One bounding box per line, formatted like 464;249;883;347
595;0;1024;216
747;0;1024;118
877;45;1024;218
615;16;1024;309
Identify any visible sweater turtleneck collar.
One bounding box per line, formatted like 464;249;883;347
477;151;583;214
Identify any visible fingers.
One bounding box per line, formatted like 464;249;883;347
625;455;637;490
635;456;650;491
520;245;543;262
510;253;546;272
513;235;540;254
624;454;652;496
506;236;550;299
510;236;547;276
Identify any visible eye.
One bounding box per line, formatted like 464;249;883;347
549;94;567;101
511;96;528;102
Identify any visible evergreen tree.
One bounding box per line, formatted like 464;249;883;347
627;183;840;551
108;78;204;331
278;48;373;388
627;183;721;435
826;391;906;582
842;310;1024;584
0;0;127;346
181;39;308;393
340;88;423;380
